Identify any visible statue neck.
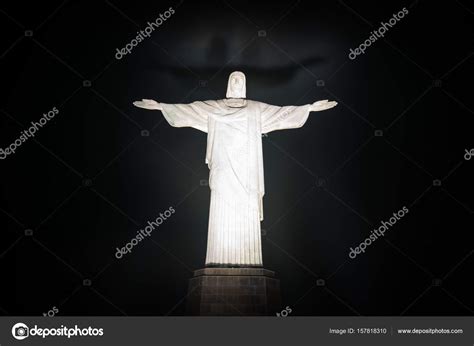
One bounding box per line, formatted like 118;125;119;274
224;98;247;108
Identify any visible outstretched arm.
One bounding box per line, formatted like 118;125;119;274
309;99;338;112
133;99;163;110
133;98;211;133
260;99;337;134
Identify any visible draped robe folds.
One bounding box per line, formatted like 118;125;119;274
161;100;311;267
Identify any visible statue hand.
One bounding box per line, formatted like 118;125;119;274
310;100;338;112
133;99;163;110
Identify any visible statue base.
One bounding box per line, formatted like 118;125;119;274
186;267;281;316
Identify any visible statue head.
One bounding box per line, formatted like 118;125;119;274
226;71;246;99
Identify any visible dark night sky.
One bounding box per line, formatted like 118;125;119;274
1;0;473;316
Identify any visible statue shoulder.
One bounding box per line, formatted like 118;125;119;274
247;100;268;110
185;100;222;111
200;100;221;105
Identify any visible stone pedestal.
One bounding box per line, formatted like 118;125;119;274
186;268;281;316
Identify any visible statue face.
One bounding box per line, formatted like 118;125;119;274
226;71;246;99
230;75;244;94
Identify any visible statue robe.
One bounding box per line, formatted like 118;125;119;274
161;99;311;266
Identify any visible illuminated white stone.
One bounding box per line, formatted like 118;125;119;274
133;72;337;266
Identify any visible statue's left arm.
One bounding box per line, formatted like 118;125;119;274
260;100;337;134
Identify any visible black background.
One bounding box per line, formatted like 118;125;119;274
0;0;473;316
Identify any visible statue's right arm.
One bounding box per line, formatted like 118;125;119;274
133;99;163;111
133;99;209;133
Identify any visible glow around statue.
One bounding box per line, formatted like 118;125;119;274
134;71;337;267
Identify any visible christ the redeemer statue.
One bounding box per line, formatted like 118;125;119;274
134;71;337;268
